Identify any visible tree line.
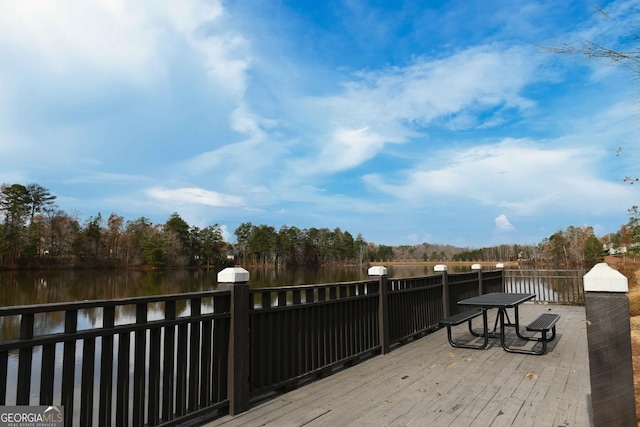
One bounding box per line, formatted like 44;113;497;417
385;228;604;267
233;223;370;267
0;183;228;268
0;182;611;270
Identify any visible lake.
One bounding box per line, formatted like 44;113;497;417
0;265;454;307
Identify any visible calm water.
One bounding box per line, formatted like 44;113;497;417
0;265;448;307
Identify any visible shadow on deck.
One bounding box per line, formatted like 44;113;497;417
206;304;590;427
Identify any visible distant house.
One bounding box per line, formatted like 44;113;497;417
604;243;627;255
226;250;235;261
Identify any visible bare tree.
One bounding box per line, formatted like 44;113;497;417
541;6;640;182
541;7;640;70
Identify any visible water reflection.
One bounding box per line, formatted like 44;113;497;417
0;269;218;307
0;265;474;308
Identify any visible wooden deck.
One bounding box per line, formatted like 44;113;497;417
205;304;590;426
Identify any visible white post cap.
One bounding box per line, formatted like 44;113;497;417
471;263;482;270
368;266;387;276
584;262;628;292
434;264;447;272
217;267;250;283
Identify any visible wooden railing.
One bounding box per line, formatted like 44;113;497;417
503;269;585;304
0;292;232;427
0;268;506;426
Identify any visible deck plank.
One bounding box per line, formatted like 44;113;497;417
205;305;591;427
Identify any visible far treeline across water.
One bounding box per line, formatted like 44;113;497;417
0;182;622;270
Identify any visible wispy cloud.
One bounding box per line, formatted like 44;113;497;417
147;187;244;208
363;137;635;216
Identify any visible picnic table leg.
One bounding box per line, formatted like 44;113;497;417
445;310;489;350
467;309;489;339
505;305;543;342
498;309;508;350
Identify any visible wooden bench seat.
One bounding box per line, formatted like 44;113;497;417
439;309;488;349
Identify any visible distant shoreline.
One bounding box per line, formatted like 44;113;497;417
369;261;520;267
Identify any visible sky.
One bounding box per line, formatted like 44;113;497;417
1;0;640;248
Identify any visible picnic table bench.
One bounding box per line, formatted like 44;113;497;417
506;312;559;355
439;308;488;349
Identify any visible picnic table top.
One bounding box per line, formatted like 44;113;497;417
457;292;536;308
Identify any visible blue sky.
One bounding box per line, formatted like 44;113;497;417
1;0;639;247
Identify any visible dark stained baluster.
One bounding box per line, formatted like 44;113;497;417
40;343;55;404
316;287;326;369
175;322;188;416
304;289;315;372
61;309;77;427
212;295;229;402
133;303;147;426
319;296;327;369
249;310;260;391
116;332;130;426
162;300;176;422
188;298;201;411
80;337;96;426
291;303;300;378
261;291;271;309
292;306;301;377
148;325;161;425
17;312;34;404
200;313;213;407
312;303;320;371
276;310;283;384
258;291;271;389
0;350;7;404
99;306;115;427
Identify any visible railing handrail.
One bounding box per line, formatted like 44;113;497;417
0;289;228;315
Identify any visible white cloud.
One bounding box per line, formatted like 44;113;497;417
316;44;536;127
495;214;515;231
293;44;539;176
363;137;636;217
300;126;388;174
147;187;244;207
0;0;244;86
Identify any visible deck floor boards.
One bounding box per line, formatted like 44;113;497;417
205;305;591;426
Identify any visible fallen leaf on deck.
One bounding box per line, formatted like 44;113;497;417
401;375;409;379
386;399;393;403
525;372;539;380
445;362;457;370
418;388;426;392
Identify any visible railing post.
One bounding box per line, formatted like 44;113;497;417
472;264;482;295
217;267;251;415
435;265;449;318
496;263;505;292
583;263;636;426
369;266;389;355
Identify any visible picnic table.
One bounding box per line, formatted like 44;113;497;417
443;292;559;355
